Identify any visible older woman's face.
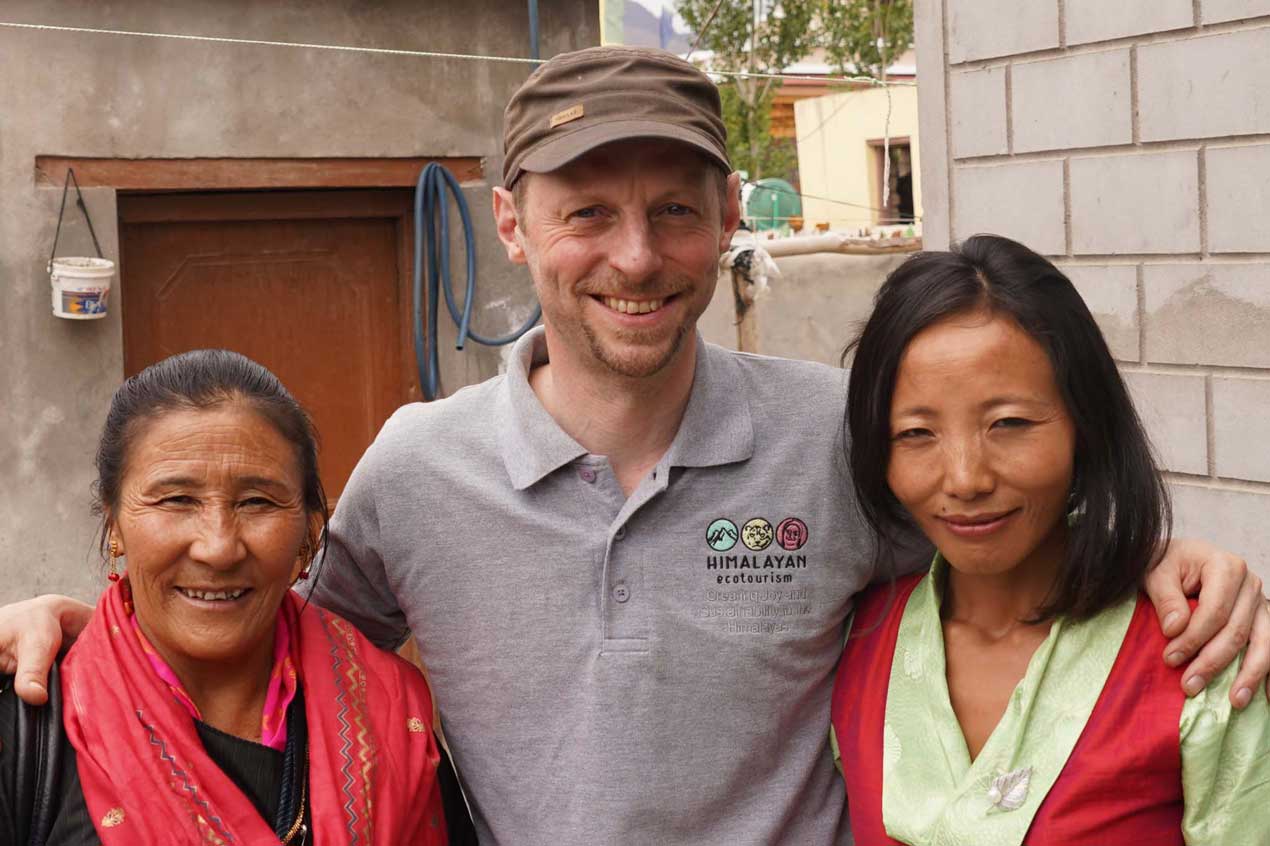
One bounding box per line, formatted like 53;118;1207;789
886;310;1076;578
111;403;309;674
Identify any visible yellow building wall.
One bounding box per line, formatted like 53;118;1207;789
794;84;922;232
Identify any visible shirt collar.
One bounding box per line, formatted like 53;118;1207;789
664;333;755;469
500;327;589;490
499;328;755;490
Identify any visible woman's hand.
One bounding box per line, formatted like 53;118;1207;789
0;594;94;705
1144;538;1270;709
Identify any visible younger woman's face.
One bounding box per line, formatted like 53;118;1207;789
886;310;1077;577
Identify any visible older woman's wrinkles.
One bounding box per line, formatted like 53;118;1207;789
111;405;310;741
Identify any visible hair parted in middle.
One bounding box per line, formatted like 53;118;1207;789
93;348;330;580
844;233;1170;621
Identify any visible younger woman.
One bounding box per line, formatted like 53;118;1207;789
833;235;1270;844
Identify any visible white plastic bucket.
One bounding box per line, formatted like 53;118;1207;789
50;257;114;320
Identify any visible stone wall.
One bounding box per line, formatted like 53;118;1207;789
914;0;1270;579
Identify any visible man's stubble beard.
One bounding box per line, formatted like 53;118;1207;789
580;316;692;379
542;266;708;379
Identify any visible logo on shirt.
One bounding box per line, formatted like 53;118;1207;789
705;516;810;552
742;518;774;551
776;517;809;551
706;518;739;551
701;515;814;631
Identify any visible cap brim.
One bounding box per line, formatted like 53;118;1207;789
517;119;731;179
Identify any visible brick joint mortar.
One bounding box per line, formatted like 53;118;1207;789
954;134;1270;166
1205;374;1217;477
1163;473;1270;495
947;16;1270;70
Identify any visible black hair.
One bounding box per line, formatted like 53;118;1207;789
845;234;1170;620
94;349;328;569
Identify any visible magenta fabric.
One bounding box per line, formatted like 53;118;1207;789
130;605;297;751
60;582;448;845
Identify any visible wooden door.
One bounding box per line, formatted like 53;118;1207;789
118;190;417;503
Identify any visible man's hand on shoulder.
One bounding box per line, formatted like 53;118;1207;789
0;595;94;705
1143;538;1270;709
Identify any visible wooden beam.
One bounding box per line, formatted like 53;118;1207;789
35;156;485;191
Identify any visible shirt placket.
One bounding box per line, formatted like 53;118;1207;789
579;456;671;654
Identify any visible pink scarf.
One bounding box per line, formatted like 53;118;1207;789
131;608;297;751
61;582;448;845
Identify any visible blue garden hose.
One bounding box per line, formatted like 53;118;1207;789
413;162;542;401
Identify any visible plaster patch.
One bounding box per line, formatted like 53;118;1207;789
17;405;68;479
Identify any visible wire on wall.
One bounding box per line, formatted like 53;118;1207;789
0;20;916;88
0;18;915;227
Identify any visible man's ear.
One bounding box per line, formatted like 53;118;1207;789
492;186;528;265
719;171;743;252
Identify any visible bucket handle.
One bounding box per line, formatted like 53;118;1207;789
46;168;104;274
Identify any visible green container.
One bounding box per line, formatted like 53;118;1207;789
745;178;801;232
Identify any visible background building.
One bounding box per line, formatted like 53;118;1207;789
913;0;1270;581
795;59;922;232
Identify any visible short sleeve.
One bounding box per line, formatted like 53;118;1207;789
303;437;410;651
1179;652;1270;843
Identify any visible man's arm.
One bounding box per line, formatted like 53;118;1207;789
303;519;410;652
1;412;419;705
0;511;409;708
1144;538;1270;709
300;416;412;652
0;594;93;705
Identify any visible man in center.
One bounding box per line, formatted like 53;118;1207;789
318;48;868;842
305;46;1267;843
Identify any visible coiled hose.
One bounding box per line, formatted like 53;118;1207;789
413;162;542;400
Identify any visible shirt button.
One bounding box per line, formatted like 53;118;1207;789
614;526;627;540
578;466;597;483
612;583;630;603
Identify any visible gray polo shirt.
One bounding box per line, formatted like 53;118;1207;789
310;327;875;845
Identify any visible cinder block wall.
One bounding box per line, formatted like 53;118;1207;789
914;0;1270;580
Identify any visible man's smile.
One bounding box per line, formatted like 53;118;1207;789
596;295;669;315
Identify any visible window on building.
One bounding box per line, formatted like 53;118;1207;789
868;138;915;224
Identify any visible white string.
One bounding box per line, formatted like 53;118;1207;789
742;177;919;217
0;20;543;64
2;18;919;221
881;80;894;217
716;68;911;86
0;20;917;87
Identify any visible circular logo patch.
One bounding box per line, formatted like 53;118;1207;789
776;517;809;551
742;518;774;551
706;518;739;551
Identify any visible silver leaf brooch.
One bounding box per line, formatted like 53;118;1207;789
987;767;1032;811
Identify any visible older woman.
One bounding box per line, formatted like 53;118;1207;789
0;350;450;844
832;236;1270;844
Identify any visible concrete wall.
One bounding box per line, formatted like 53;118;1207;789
0;1;598;602
914;0;1270;580
795;85;923;231
698;251;913;365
